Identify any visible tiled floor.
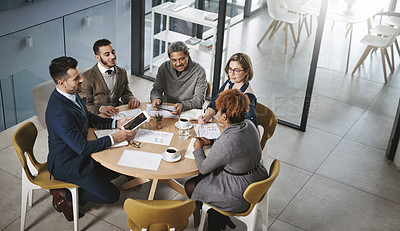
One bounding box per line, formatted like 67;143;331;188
1;7;400;231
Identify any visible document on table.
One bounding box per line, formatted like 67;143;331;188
133;128;173;146
111;109;141;120
180;109;203;121
94;129;128;147
118;150;162;171
146;104;179;119
185;138;211;159
193;123;221;139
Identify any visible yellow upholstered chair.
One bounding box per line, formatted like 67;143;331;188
256;103;278;150
198;159;280;231
123;199;195;231
12;122;79;231
206;82;211;98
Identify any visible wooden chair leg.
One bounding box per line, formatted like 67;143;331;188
384;47;394;73
270;21;283;39
304;15;310;37
285;23;288;54
395;39;400;57
380;48;388;84
257;20;278;46
289;23;297;45
390;45;395;72
352;45;373;75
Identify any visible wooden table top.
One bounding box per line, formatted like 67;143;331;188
88;104;220;180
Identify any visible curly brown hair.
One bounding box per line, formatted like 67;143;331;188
215;89;250;124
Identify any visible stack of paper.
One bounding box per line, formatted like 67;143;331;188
185;138;211;159
180;109;203;121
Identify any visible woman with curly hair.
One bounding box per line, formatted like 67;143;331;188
186;89;268;230
198;53;258;126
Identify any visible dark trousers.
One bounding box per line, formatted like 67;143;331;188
66;161;121;206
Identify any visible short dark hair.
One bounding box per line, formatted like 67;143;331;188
49;56;78;83
215;89;249;124
168;41;189;57
93;38;112;55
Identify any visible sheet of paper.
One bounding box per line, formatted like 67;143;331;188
94;129;128;147
146;104;179;119
193;123;221;139
133;128;173;146
185;138;211;159
180;109;203;121
111;109;141;120
118;149;162;171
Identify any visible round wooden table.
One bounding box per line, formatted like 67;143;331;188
88;104;221;199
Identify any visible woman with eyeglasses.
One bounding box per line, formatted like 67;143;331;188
198;52;257;126
186;89;267;230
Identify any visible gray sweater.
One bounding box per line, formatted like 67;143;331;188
191;120;268;212
150;57;207;111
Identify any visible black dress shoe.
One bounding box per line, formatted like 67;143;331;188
50;189;84;221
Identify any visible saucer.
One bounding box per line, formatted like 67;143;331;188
175;121;193;129
162;153;182;162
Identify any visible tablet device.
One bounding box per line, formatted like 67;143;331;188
123;111;150;130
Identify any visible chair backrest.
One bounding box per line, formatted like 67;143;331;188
206;82;211;98
12;121;39;183
241;159;280;216
124;199;195;231
256;102;277;150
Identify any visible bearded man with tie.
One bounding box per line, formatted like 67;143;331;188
45;56;136;221
80;38;140;116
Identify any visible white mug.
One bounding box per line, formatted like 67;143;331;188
179;117;190;128
164;147;179;160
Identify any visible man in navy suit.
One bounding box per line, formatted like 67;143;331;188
46;56;136;221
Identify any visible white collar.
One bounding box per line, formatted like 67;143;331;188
56;86;77;102
97;62;114;74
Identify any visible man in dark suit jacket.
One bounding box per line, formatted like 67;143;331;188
80;38;140;116
46;56;136;221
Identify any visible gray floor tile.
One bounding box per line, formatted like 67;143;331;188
267;125;341;172
368;86;400;117
269;219;306;231
345;109;394;151
263;158;313;218
0;170;23;230
316;139;400;203
279;174;400;231
313;69;383;108
306;95;365;137
5;196;124;231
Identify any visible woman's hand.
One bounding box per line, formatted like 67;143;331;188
198;115;208;125
194;137;211;149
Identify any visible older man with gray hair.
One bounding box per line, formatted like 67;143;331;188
150;41;207;115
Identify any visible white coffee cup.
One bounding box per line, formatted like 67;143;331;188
179;117;190;128
164;147;179;160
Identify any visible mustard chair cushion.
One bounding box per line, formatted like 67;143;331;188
124;199;195;231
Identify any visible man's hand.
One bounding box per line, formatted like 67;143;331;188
116;116;134;129
194;137;211;149
100;106;119;116
171;102;183;115
151;99;162;110
128;98;141;109
112;129;137;143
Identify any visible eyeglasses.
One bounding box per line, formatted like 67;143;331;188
129;140;141;148
227;68;244;75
